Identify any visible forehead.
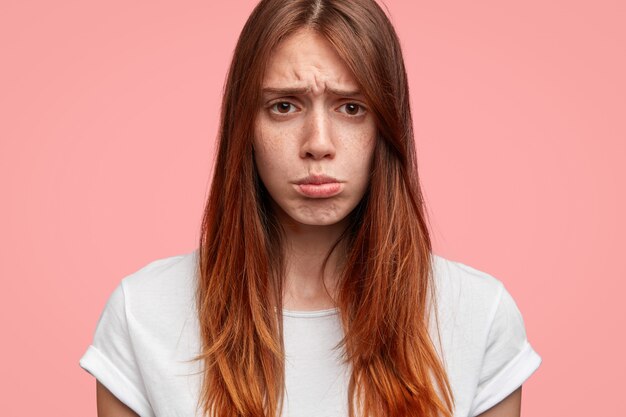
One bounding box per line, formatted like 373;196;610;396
262;28;359;91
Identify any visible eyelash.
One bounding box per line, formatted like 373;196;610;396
268;101;367;118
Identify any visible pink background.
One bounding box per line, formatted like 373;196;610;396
1;0;624;415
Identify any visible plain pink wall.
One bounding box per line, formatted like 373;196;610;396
1;0;624;415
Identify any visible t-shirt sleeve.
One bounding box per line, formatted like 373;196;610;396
79;280;155;417
469;283;542;416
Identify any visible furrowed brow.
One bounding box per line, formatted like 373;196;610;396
261;86;363;98
326;87;363;98
262;87;310;96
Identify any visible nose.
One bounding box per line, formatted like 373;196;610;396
299;107;335;160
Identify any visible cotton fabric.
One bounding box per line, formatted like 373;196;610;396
79;249;542;417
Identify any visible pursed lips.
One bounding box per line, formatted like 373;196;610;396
294;174;342;185
293;174;344;198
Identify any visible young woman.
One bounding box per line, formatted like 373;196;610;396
80;1;542;416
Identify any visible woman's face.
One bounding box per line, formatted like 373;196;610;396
253;28;377;228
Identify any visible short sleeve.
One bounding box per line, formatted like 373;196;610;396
469;283;542;416
79;281;155;417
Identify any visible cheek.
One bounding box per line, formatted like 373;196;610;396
254;117;283;155
253;146;279;186
253;122;274;169
341;127;377;172
254;141;288;173
253;125;292;187
255;117;300;159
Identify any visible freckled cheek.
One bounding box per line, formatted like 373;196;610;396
253;139;296;180
339;127;376;155
254;125;280;158
256;126;300;162
254;148;284;178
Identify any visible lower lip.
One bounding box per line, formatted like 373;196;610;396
295;182;343;198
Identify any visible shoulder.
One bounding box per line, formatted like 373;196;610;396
427;253;542;416
427;253;512;359
80;249;202;416
430;253;506;313
122;249;198;288
120;248;199;323
429;255;542;416
121;249;198;295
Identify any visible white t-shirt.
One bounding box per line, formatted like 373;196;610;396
79;249;542;417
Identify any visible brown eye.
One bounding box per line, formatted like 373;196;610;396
271;102;296;114
339;103;365;116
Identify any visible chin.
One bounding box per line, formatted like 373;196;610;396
286;208;350;227
295;216;345;226
268;195;355;228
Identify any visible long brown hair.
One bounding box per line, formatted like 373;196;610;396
193;0;455;416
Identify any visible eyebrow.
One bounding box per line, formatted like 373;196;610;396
261;86;363;98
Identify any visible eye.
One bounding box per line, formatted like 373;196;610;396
338;102;366;117
269;101;298;115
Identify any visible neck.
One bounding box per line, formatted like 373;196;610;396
274;206;349;311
